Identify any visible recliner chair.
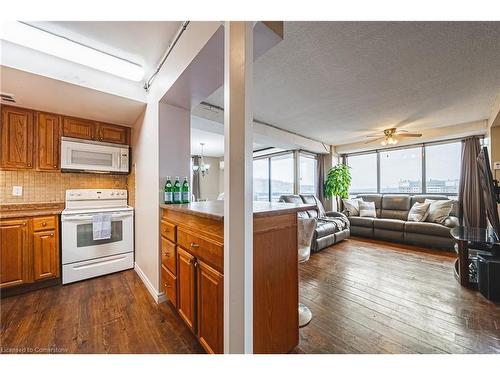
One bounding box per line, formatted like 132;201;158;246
279;194;350;252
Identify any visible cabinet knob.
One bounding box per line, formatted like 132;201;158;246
163;252;169;258
194;261;198;268
27;163;31;167
22;222;27;226
42;222;47;226
164;283;171;288
50;233;54;237
190;242;199;248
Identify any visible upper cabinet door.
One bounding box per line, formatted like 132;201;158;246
62;116;94;140
1;106;34;169
36;112;61;171
95;122;130;145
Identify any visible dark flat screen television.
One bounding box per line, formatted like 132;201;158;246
476;146;500;242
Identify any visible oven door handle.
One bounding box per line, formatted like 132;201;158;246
63;213;132;222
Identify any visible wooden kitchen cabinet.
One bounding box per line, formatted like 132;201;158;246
177;247;197;332
0;219;30;288
197;260;223;354
33;229;59;281
95;122;129;145
0;106;34;170
36;112;61;171
62;116;94;140
0;215;60;296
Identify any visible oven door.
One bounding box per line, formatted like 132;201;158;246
62;211;134;265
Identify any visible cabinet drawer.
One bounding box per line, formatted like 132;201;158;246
160;220;176;242
161;237;177;274
33;216;56;232
177;228;223;272
161;265;177;308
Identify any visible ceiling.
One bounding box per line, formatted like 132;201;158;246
203;21;500;146
29;21;183;80
0;66;145;126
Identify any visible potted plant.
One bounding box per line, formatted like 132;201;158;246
324;163;352;211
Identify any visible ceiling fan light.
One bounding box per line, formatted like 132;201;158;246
381;140;387;146
393;138;398;144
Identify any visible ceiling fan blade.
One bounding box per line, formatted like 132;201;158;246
365;135;383;138
364;137;385;144
397;133;422;138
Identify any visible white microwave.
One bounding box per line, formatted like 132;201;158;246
61;137;129;174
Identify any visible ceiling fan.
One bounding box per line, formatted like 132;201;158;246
365;127;422;145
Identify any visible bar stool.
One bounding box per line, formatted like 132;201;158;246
297;217;317;327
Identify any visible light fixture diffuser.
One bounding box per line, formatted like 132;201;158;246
0;22;145;82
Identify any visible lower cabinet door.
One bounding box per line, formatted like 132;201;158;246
197;260;223;354
177;247;196;332
33;229;59;281
0;219;30;288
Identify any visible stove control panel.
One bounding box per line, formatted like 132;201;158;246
66;189;127;201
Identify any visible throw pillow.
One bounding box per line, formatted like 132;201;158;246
342;198;363;216
424;199;453;224
359;201;377;218
407;201;431;222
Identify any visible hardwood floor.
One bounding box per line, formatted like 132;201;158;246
295;237;500;354
0;270;203;354
1;237;499;354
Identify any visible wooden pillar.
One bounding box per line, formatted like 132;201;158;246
223;21;254;354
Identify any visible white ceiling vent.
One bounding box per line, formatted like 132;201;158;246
0;93;16;103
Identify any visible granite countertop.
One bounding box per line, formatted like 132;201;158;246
0;202;65;219
160;200;316;221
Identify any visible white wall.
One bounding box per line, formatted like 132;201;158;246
198;156;221;200
132;22;222;302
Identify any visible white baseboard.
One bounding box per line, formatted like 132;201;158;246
134;262;165;304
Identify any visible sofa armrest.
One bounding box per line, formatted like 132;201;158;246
325;211;348;220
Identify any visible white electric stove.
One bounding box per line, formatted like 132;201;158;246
61;189;134;284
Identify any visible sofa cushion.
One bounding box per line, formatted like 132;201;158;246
356;194;382;217
408;201;431;222
348;216;375;228
343;198;362;216
411;195;459;216
404;221;452;237
380;209;409;221
425;199;453;224
300;194;325;216
359;201;377;217
382;195;411;211
373;218;405;231
315;221;337;238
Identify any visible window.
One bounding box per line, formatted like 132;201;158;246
253;158;270;201
270;153;294;201
425;142;461;194
344;139;465;196
347;153;377;194
380;147;422;193
299;154;317;194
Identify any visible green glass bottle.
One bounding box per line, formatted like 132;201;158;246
164;176;172;204
173;176;181;204
181;177;190;203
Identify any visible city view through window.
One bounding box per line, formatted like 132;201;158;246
347;141;461;195
253;152;317;201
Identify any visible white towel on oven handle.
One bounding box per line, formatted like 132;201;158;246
93;213;112;240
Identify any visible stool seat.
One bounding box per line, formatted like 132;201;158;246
298;245;310;263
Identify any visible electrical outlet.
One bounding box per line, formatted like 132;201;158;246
494;161;500;170
12;186;23;196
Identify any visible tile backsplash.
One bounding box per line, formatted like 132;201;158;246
0;170;129;204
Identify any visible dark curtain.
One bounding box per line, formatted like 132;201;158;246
192;156;201;201
316;154;326;204
458;137;486;228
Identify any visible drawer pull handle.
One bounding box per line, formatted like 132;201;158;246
22;222;27;226
42;222;47;226
190;242;199;248
164;283;172;288
163;252;170;258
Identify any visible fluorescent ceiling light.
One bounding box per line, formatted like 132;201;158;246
0;22;144;82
